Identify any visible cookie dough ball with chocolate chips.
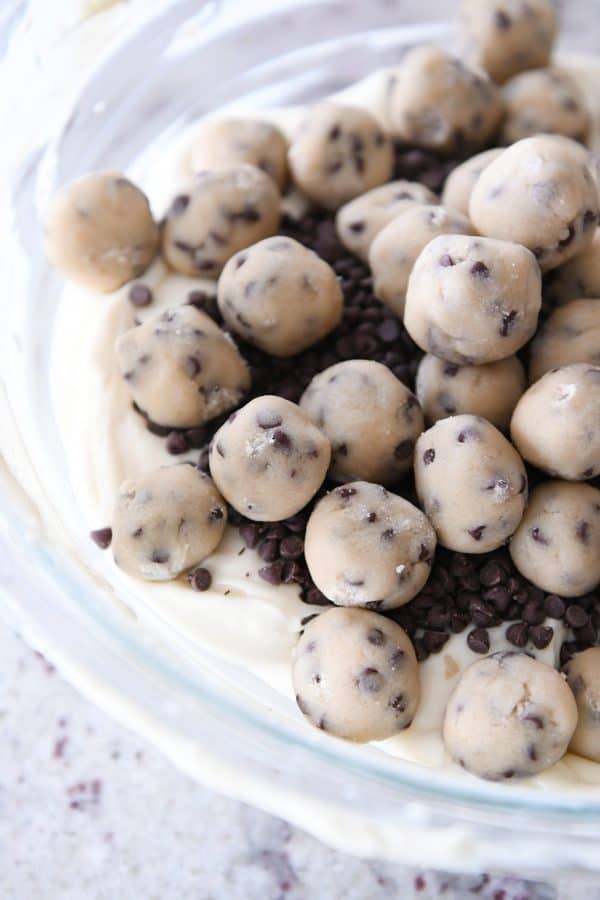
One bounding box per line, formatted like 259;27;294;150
443;651;577;781
189;118;288;189
300;360;424;487
546;229;600;306
565;648;600;763
414;414;528;553
384;46;502;155
336;181;438;262
304;482;436;611
416;354;526;431
46;171;159;292
209;395;330;521
162;164;280;278
470;135;600;271
292;607;420;741
510;480;600;596
112;465;227;581
528;299;600;382
116;305;250;428
511;364;600;480
500;68;590;145
288;102;394;211
441;148;504;217
404;234;541;365
217;236;343;357
369;205;472;318
457;0;558;85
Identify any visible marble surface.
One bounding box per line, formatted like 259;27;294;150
0;615;591;900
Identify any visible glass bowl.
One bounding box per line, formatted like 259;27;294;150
2;0;600;878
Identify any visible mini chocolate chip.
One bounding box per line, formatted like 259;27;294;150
209;506;224;521
457;427;479;443
258;539;279;563
128;283;153;307
166;431;189;455
423;448;435;465
300;614;318;627
257;411;283;429
439;254;454;267
499;310;517;337
389;648;405;667
506;621;529;647
188;566;212;591
522;601;545;626
326;159;343;175
530;527;550;545
170;194;190;215
584;209;598;227
377;318;401;343
470;261;489;278
479;561;504;587
90;527;112;549
544;595;565;619
348;220;365;234
295;693;309;714
418;543;431;562
468;525;486;542
423;631;450;654
366;512;377;523
381;528;395;542
338;487;357;499
215;442;225;458
329;124;341;141
389;694;406;712
495;9;511;28
575;521;590;544
272;429;292;449
151;550;170;564
367;627;386;646
467;628;490;654
530;625;554;649
280;535;304;559
357;667;383;692
565;605;589;629
394;439;414;460
258;560;284;585
443;363;459;377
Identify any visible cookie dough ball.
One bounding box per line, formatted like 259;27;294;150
457;0;558;85
441;149;504;217
292;607;420;741
509;480;600;596
369;205;472;318
414;414;527;553
209;395;330;521
46;171;158;292
384;46;502;154
288;102;394;211
470;136;600;272
162;164;280;278
300;360;424;486
404;235;541;365
112;465;227;581
336;181;438;262
217;236;342;357
511;364;600;480
189;118;288;189
305;482;436;611
500;68;590;145
546;229;600;306
565;648;600;763
443;651;577;780
528;298;600;382
416;354;526;431
116;305;250;428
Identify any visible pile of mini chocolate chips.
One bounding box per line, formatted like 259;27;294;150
137;143;599;664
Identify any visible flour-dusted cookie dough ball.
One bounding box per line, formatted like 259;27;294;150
500;68;590;145
162;164;280;278
336;181;438;262
46;171;159;292
414;414;527;553
116;305;250;428
189;118;288;189
217;236;343;357
510;481;600;596
416;354;526;431
209;395;330;521
457;0;558;85
305;482;436;611
470;136;600;272
441;149;504;217
404;235;541;365
112;465;227;581
443;651;577;780
528;299;600;382
288;102;394;212
565;648;600;763
300;360;424;486
384;46;502;154
369;205;472;318
511;364;600;480
292;607;420;741
546;229;600;306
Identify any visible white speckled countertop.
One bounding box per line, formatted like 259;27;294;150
0;611;590;900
